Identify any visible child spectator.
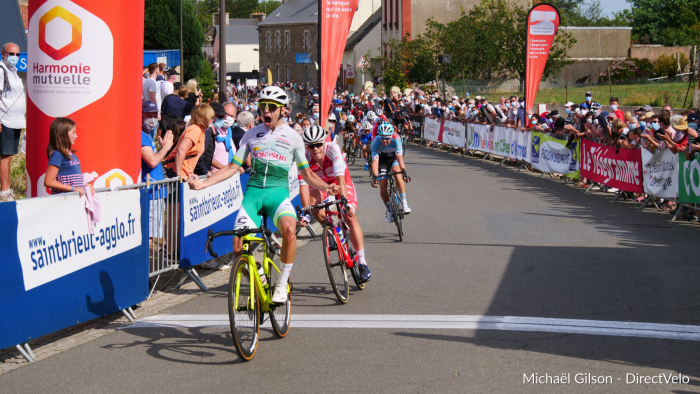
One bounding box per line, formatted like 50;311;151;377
44;117;94;196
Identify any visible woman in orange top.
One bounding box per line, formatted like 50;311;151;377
164;104;215;179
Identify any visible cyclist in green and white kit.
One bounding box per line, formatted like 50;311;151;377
189;86;339;303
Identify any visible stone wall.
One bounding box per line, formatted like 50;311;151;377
258;24;318;86
629;45;693;62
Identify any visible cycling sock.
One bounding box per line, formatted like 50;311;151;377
384;201;391;212
357;249;367;266
399;193;407;202
278;263;293;285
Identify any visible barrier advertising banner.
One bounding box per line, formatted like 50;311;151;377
179;168;302;268
409;115;423;137
525;4;560;113
642;148;679;198
531;132;580;177
319;0;360;127
424;117;441;142
0;190;149;350
679;154;700;204
467;125;532;162
467;124;490;152
442;120;467;148
580;139;643;193
26;0;144;196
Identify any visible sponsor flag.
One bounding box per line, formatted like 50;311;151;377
679;153;700;204
26;0;143;196
525;3;560;113
319;0;360;127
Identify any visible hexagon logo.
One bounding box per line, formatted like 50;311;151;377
38;6;82;60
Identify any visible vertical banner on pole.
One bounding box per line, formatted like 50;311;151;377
26;0;144;197
319;0;360;127
525;3;560;113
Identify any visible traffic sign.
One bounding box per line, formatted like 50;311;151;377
346;66;355;78
357;56;369;68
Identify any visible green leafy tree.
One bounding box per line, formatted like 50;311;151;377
199;58;217;100
144;0;205;81
226;0;259;18
549;0;628;27
625;0;700;45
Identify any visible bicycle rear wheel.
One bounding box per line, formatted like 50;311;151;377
390;188;403;242
267;245;291;338
322;225;349;303
228;256;260;361
348;141;356;165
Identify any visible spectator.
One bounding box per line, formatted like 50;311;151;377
163;104;214;179
211;102;242;173
142;63;162;111
160;68;178;100
44;117;93;196
609;97;625;121
156;63;166;81
686;113;700;161
185;79;203;107
162;85;194;119
0;42;25;201
663;104;673;116
194;102;225;176
579;91;599;110
480;97;505;125
140;101;173;243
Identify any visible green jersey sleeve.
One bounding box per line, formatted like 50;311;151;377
292;132;309;170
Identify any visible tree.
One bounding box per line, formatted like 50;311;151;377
625;0;700;45
549;0;628;27
144;0;205;81
199;58;217;100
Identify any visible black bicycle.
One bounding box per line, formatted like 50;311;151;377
344;133;357;165
373;170;410;242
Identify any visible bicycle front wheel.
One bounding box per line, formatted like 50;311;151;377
267;245;291;338
228;256;260;361
322;225;349;303
390;188;404;242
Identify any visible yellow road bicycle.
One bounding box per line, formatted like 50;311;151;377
205;209;291;362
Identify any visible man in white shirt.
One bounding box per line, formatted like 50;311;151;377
0;43;26;201
160;68;178;102
142;63;162;111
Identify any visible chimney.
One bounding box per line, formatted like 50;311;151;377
250;12;267;22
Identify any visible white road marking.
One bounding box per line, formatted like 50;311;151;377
122;314;700;341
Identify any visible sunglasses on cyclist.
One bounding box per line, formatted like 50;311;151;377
307;142;324;149
258;102;281;112
381;137;392;141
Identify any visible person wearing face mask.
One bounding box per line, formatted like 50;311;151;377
506;96;519;127
609;97;625;121
212;102;246;174
0;42;26;202
579;91;600;110
140;101;174;243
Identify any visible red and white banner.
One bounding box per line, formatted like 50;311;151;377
26;0;144;196
580;139;644;193
422;118;466;148
525;4;560;113
319;0;359;127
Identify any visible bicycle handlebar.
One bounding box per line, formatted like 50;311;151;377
205;227;268;257
297;195;349;215
372;169;410;182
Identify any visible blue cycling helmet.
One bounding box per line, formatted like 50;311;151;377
378;123;394;137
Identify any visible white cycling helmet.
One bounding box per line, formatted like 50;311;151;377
259;86;289;105
328;112;337;122
378;123;394;137
366;111;377;121
347;114;356;123
361;121;372;130
375;109;384;116
302;125;326;145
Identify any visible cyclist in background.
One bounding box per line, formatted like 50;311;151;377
371;123;411;222
298;126;371;282
189;86;339;304
360;121;373;170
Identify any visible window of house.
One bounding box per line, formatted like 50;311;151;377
286;66;290;82
275;32;280;53
304;31;310;52
266;32;271;52
276;65;280;82
285;31;290;52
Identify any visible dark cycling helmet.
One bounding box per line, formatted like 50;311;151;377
302;125;326;145
378;123;394;137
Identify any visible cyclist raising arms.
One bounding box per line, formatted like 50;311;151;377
371;123;411;222
189;86;339;303
298;126;372;282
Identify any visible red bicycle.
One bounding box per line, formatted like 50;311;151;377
297;196;365;304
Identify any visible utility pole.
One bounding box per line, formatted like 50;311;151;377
219;0;226;101
180;0;184;82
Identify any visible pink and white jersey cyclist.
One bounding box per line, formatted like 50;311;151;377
298;125;371;282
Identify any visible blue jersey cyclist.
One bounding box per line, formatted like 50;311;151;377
360;121;373;170
189;86;340;304
370;123;412;223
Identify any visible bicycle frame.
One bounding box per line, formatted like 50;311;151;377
299;197;354;268
234;233;284;315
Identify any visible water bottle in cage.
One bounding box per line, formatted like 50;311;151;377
256;262;268;288
335;226;346;246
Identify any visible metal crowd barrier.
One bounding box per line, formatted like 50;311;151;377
115;176;181;280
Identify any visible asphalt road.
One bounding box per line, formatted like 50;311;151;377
2;137;700;393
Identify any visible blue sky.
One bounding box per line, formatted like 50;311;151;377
599;0;631;16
